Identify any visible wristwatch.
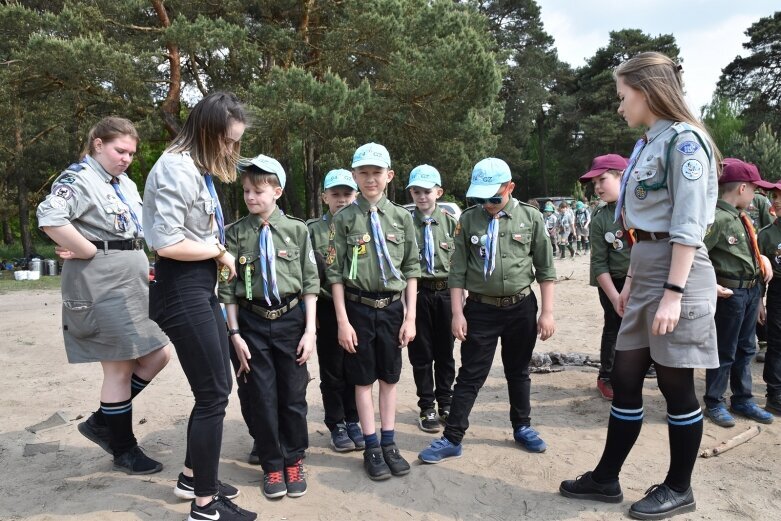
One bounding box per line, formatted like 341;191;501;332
228;328;241;336
663;282;685;294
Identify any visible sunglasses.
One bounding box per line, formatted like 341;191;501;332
469;195;504;205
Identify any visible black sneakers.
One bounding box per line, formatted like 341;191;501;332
381;443;410;476
77;412;112;455
629;484;695;520
263;470;287;498
766;395;781;415
188;495;257;521
174;472;240;500
559;471;623;503
113;445;163;475
363;447;391;481
284;459;307;497
438;406;450;424
418;409;440;433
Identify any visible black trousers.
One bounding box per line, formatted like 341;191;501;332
765;281;781;396
408;288;455;411
316;298;358;430
238;305;309;472
149;258;232;498
597;277;626;380
443;293;538;445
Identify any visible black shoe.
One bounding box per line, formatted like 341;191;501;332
188;494;257;521
284;459;307;497
363;447;391;481
438;406;450;424
766;395;781;415
381;443;410;476
174;472;240;500
629;484;695;520
418;408;440;433
645;366;657;379
77;412;112;455
248;441;260;465
262;470;287;499
559;471;623;503
113;445;163;475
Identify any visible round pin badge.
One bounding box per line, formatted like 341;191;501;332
613;239;624;250
480;235;487;246
615;230;623;239
239;256;247;265
605;232;616;243
728;236;738;245
634;185;647;200
470;235;479;245
363;233;371;243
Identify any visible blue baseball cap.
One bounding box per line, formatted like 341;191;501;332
323;169;357;191
240;154;286;189
406;164;442;189
465;158;512;199
352;142;391;169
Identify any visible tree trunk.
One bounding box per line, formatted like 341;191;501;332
303;140;321;219
152;0;182;138
537;112;548;195
2;216;13;245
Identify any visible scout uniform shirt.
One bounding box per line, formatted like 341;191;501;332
624;119;717;247
589;201;631;286
307;211;334;298
325;195;421;293
759;219;781;279
449;198;556;296
703;200;760;281
218;208;320;304
412;205;458;282
748;194;773;231
37;155;144;240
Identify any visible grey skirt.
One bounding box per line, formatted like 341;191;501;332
617;240;719;369
60;249;169;363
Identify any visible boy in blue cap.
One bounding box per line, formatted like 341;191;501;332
406;165;458;432
418;157;556;463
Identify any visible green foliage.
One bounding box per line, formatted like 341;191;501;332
701;96;745;157
733;123;781;180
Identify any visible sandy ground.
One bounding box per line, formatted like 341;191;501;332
1;254;780;521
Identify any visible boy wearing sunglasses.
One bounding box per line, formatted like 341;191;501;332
418;157;556;463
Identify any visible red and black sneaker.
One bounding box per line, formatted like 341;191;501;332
284;459;307;498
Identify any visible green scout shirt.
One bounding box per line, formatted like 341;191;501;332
219;208;320;304
703;199;759;280
325;194;421;293
758;219;781;279
589;201;631;286
748;194;773;231
449;198;556;296
307;211;334;299
411;204;458;281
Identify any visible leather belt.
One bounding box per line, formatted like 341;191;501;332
238;296;300;320
90;238;145;252
633;230;670;242
419;279;448;291
467;287;531;307
344;288;401;309
716;276;759;289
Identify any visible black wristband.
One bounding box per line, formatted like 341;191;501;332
228;328;241;336
663;282;685;294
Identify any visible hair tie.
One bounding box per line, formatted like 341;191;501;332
676;64;683;72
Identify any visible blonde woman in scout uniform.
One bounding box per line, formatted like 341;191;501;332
418;157;556;464
560;52;720;520
219;155;319;499
306;169;363;453
702;160;774;427
38;117;171;475
143;92;257;521
406;165;458;433
579;154;630;401
326;142;421;481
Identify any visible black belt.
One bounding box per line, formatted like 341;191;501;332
716;276;759;289
90;239;145;252
419;279;448;291
467;287;531;307
633;230;670;242
237;295;300;320
344;287;401;309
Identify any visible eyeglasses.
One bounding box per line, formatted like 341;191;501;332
469;195;504;205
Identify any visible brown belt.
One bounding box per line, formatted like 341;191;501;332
344;290;401;309
716;276;759;289
238;296;300;320
419;279;448;291
467;287;531;307
633;230;670;242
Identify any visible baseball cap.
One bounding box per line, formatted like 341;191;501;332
465;158;512;199
544;202;555;212
352;142;391;169
406;164;442;189
718;159;775;189
579;154;628;183
240;154;286;189
323;169;357;191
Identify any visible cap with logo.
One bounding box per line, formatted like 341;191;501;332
323;168;357;191
240;154;286;189
352;142;391;169
579;154;628;183
466;158;512;199
406;164;442;189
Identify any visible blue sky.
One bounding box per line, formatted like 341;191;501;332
536;0;778;112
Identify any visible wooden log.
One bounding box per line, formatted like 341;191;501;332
699;425;761;458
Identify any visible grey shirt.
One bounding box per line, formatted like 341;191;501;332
142;151;220;250
37;155;144;240
624;119;717;248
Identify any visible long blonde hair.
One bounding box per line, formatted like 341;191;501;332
615;52;721;165
168;91;247;182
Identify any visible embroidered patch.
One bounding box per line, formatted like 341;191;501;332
356;244;367;255
634;185;647;199
53;184;74;200
681;159;704;180
676;140;700;155
50;196;67;209
326;245;336;265
57;174;76;185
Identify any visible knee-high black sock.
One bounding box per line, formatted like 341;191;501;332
130;374;151;399
592;405;644;482
664;408;703;492
101;399;136;456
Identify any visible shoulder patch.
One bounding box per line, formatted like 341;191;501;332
681;159;704;181
676;140;700;155
52;184;74;200
65;162;85;173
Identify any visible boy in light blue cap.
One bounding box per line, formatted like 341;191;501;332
306;169;363;452
406;165;458;433
418;157;556;464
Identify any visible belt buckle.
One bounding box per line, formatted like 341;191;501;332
268;308;282;320
132;239;143;250
500;297;511;307
436;281;446;291
377;298;388;309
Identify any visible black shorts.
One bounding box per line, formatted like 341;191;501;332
344;298;404;385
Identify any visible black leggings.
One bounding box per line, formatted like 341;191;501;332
150;258;232;497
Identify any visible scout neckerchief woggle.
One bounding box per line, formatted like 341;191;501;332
110;177;143;236
259;218;281;306
422;214;436;274
484;210;506;280
370;205;402;285
614;136;648;223
203;174;226;245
